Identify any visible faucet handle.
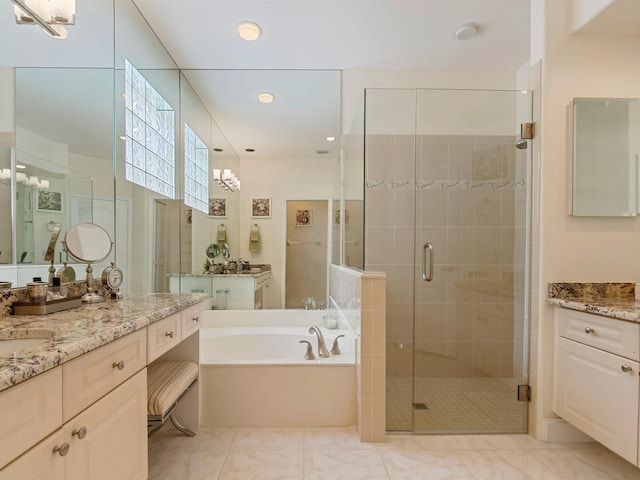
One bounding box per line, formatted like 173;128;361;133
331;335;345;355
299;340;315;360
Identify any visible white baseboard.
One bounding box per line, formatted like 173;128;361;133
542;417;594;443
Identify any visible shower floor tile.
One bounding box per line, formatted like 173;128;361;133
387;377;526;433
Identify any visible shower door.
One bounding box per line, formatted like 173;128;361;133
365;88;532;434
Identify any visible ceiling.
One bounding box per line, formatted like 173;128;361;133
132;0;532;159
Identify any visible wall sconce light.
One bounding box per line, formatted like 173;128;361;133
212;168;240;192
11;0;75;38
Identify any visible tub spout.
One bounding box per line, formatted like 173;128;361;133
309;326;330;358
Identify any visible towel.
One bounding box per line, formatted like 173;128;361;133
217;225;226;246
249;229;261;252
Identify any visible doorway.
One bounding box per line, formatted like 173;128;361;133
285;200;329;309
363;88;532;434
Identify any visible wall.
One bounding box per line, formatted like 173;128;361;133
534;0;640;440
221;156;338;309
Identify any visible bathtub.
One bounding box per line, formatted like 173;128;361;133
199;309;357;427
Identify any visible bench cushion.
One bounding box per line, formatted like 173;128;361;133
147;361;198;416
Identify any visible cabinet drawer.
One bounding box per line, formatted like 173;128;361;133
63;329;146;422
0;429;65;480
555;308;639;360
554;336;639;464
147;313;181;362
181;303;202;340
0;368;62;469
255;274;270;290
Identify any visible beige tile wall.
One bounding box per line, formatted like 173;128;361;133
365;134;526;391
330;265;387;442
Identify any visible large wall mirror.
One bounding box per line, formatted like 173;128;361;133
572;97;640;217
1;0;342;308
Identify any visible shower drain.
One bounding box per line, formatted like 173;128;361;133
412;402;429;410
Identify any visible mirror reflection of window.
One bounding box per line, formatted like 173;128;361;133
184;123;209;214
124;59;176;198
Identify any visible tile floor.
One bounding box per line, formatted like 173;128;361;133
387;377;525;433
148;424;640;479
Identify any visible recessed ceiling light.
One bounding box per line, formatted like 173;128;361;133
453;23;479;41
237;21;262;41
326;136;336;142
16;165;26;169
258;92;275;104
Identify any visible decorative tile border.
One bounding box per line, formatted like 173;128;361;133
366;179;526;190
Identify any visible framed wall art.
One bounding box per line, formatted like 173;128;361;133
251;197;271;218
295;209;312;226
36;190;63;213
209;198;227;218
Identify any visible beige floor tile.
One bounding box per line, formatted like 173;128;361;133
148;449;226;480
152;425;236;454
305;450;390;480
231;427;304;450
304;426;377;450
530;448;617;480
381;449;475;480
455;449;548;479
218;450;304;480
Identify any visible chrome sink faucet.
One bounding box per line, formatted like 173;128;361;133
309;326;330;358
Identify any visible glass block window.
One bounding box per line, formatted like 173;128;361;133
124;59;175;198
184;123;209;214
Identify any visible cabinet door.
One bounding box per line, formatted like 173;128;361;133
0;367;62;469
65;369;147;480
554;336;639;464
0;429;65;480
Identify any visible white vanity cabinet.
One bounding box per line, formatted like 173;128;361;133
0;371;147;480
554;308;640;464
0;334;148;480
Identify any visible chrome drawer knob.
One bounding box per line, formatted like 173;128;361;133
621;365;633;373
53;443;69;457
112;360;125;370
584;327;595;334
72;427;87;439
166;331;175;338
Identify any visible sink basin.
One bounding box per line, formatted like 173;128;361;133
0;338;50;356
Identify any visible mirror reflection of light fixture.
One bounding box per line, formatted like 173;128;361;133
212;168;241;192
0;169;49;188
11;0;75;38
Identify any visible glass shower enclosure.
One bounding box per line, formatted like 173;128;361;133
362;88;532;434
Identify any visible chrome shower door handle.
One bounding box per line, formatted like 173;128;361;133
422;243;434;282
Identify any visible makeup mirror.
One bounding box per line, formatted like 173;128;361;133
63;223;112;302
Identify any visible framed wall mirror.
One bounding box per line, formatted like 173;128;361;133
572;97;640;217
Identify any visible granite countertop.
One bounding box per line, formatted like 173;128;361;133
0;293;207;393
547;282;640;322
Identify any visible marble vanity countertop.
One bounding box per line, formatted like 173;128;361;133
0;292;207;393
547;282;640;322
167;270;271;278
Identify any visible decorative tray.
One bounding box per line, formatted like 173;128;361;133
12;296;83;316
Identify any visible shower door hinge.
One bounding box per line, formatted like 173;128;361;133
521;122;535;140
517;384;531;402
